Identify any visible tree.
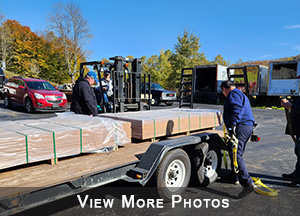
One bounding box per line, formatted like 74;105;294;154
168;30;209;88
211;54;230;66
157;49;173;88
48;1;92;83
0;13;14;69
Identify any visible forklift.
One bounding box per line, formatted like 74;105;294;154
79;56;152;113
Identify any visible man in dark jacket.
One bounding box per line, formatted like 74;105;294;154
71;71;98;116
221;80;255;197
281;97;300;187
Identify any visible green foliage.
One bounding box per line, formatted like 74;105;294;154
168;30;209;89
211;54;230;66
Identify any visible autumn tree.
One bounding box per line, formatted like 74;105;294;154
0;13;14;69
48;1;92;83
168;30;209;88
2;20;69;83
211;54;230;66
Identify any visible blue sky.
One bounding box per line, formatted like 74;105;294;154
1;0;300;64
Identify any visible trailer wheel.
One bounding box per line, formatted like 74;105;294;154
190;142;221;186
152;148;191;202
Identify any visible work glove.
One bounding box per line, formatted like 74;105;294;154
227;125;236;137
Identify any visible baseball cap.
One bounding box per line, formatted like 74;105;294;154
87;71;99;83
104;69;111;75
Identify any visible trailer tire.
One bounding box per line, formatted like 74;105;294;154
151;148;191;202
190;141;221;186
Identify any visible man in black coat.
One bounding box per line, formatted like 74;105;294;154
281;97;300;187
71;71;98;116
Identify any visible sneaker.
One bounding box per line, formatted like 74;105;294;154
238;184;255;198
291;180;300;187
282;173;299;181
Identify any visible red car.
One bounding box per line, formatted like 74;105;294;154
3;77;68;112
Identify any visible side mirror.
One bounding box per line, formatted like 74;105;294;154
19;86;25;89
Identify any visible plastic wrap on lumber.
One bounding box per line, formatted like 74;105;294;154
100;108;222;140
0;112;131;170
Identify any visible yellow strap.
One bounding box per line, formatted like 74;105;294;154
223;150;228;171
223;124;278;197
251;177;279;197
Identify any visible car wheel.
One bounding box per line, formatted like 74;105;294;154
25;98;33;113
4;94;12;108
165;101;173;106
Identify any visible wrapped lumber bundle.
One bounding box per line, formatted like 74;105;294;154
0;113;131;170
2;120;80;165
0;128;28;169
100;108;222;140
48;113;131;152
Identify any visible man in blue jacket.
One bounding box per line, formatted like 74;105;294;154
221;80;255;197
71;71;99;116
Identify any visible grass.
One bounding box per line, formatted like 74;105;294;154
254;106;284;110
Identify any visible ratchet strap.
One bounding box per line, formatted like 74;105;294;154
252;177;279;197
222;125;229;171
223;125;239;173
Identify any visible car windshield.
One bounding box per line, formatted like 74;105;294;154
26;81;56;90
151;83;164;90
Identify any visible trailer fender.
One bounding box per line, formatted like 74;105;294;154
126;132;224;186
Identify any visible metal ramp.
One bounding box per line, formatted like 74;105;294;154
179;67;195;109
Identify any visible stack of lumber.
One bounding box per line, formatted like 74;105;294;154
0;113;131;170
100;108;222;140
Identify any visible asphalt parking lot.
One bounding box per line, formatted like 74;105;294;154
0;100;299;216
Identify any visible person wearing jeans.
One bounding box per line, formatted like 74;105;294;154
221;80;256;197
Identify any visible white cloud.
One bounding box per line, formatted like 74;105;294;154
292;45;300;51
258;54;273;59
284;24;300;29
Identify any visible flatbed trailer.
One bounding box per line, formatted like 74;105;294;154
0;129;225;215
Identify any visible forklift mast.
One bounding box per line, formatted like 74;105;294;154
80;56;151;113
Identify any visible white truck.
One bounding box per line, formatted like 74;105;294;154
267;61;300;96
